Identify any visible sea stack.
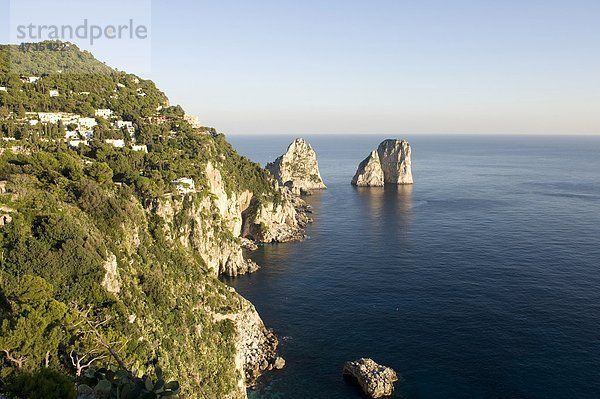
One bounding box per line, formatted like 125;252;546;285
352;139;413;186
266;138;326;194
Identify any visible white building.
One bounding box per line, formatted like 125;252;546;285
38;112;64;124
171;178;196;195
62;116;80;126
95;109;113;119
78;117;97;129
184;114;202;129
28;120;39;126
27;77;40;83
131;145;148;153
114;120;136;139
49;90;60;97
114;120;133;129
68;140;87;148
104;139;125;148
65;131;80;140
0;87;7;92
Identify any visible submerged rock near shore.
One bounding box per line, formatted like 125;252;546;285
343;358;399;398
352;139;413;186
266;138;326;194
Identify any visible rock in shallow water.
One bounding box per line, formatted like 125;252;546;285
274;356;286;369
343;358;398;398
352;139;413;187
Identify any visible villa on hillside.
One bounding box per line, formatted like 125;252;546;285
95;109;113;119
49;90;60;97
104;139;125;148
171;178;196;195
132;145;148;153
21;76;40;83
114;120;133;130
184;114;203;129
78;117;97;129
38;112;70;124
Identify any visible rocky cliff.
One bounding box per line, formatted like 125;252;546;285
149;161;308;277
0;42;306;399
352;139;413;186
266;138;326;194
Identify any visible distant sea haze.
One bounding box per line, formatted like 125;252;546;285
225;135;600;399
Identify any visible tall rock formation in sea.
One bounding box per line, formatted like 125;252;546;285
266;138;326;194
352;139;413;186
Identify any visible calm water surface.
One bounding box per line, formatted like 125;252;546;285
224;135;600;399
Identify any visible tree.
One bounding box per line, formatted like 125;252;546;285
0;275;74;373
0;106;8;119
86;162;113;186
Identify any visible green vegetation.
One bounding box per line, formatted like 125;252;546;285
0;42;287;398
79;366;180;399
0;41;168;141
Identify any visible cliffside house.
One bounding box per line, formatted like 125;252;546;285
114;120;134;130
78;117;97;129
184;114;203;129
39;112;67;124
131;145;148;153
104;139;125;148
22;76;40;83
95;109;113;119
0;87;7;92
171;178;196;195
67;140;87;148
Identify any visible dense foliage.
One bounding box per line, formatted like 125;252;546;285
0;41;168;140
0;42;284;398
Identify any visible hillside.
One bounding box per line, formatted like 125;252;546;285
0;42;305;399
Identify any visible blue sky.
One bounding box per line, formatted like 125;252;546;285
3;0;600;135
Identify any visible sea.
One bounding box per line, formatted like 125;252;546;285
223;135;600;399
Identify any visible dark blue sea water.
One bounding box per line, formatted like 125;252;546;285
224;135;600;399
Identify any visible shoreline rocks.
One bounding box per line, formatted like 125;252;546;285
352;139;413;187
266;138;326;195
343;358;398;398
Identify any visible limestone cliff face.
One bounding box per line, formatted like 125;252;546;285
351;150;385;187
242;187;308;243
149;194;258;277
266;138;326;194
205;162;253;237
213;291;281;396
352;139;413;186
148;162;307;276
139;162;309;396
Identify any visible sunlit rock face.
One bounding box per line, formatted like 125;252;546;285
352;139;413;187
266;138;326;194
